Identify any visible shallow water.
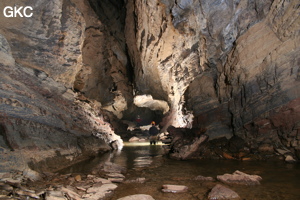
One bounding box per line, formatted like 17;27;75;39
63;142;300;200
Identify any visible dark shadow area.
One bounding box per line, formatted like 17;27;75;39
0;124;13;150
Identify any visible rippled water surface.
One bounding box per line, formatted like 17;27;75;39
63;142;300;200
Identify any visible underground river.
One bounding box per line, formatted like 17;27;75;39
61;142;300;200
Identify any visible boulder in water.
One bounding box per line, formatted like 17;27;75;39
208;184;240;200
117;194;155;200
162;184;188;193
217;170;262;185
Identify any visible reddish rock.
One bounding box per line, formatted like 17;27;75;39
223;152;235;160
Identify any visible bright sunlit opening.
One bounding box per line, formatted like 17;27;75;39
123;141;165;146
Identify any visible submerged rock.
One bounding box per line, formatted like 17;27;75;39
83;183;118;200
162;184;188;193
129;137;140;142
194;175;215;181
208;184;240;200
124;177;146;184
217;170;262;186
107;173;125;179
117;194;155;200
103;162;126;174
285;155;296;163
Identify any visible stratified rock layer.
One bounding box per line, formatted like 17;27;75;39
0;0;126;172
126;0;299;159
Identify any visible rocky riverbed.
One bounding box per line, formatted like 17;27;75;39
0;165;263;200
2;143;299;200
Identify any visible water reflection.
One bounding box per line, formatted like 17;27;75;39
112;142;165;170
133;156;153;168
60;142;300;200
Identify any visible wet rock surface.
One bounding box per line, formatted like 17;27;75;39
0;161;127;200
208;184;241;200
161;184;188;193
117;194;155;200
194;175;215;182
1;142;299;200
217;170;262;186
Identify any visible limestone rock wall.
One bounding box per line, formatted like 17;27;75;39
0;0;84;87
124;0;281;129
125;0;300;158
0;0;127;172
74;0;133;119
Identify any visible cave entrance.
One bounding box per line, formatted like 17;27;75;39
122;107;164;129
120;106;165;143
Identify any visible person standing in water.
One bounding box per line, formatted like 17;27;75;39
149;121;159;145
136;115;141;127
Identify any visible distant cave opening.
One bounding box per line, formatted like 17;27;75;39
124;107;164;127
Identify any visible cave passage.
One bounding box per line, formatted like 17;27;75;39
0;0;299;199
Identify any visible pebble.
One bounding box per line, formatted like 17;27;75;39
74;175;82;182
